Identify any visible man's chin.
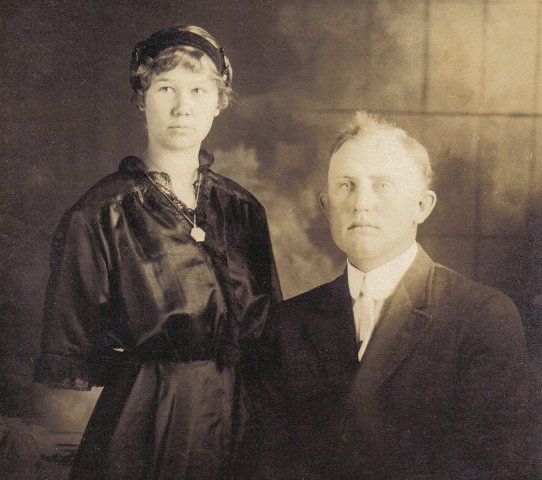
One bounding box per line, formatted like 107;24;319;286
343;244;381;264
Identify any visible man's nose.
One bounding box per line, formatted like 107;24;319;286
352;185;376;212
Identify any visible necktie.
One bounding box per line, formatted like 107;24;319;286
353;275;374;362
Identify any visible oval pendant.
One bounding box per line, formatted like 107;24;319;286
190;226;206;243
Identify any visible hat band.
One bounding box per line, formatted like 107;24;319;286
130;30;228;82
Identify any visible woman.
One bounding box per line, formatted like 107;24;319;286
34;25;282;479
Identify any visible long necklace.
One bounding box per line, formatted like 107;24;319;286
144;170;206;243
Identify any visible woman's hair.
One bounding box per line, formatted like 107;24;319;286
130;25;233;110
330;111;434;188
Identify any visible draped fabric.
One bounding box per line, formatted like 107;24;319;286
34;151;282;479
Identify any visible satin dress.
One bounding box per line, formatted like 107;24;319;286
34;151;282;479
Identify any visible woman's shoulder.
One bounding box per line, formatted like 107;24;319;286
67;156;146;220
205;169;263;208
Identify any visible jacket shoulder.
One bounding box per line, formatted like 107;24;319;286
428;262;520;327
432;262;512;304
272;278;341;320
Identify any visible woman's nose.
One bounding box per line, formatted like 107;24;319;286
171;92;191;116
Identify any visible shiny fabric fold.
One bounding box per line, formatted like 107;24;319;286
34;150;282;479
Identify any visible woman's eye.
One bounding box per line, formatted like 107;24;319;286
159;86;173;93
192;87;205;94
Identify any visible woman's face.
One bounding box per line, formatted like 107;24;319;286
143;63;220;153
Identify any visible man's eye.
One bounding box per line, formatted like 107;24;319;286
338;182;354;191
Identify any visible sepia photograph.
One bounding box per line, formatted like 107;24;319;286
0;0;541;478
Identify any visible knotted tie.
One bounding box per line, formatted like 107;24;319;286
353;275;375;362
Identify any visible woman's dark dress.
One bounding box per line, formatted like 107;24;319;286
34;151;282;479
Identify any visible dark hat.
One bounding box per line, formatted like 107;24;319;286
129;26;229;91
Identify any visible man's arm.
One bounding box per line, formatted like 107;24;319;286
236;307;305;480
454;292;533;479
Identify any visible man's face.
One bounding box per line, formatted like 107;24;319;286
143;64;220;153
322;133;436;272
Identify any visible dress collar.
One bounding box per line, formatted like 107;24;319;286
347;242;418;300
118;149;214;173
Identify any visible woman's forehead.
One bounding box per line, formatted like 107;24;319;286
151;64;216;84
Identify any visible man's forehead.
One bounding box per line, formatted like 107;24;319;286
329;134;419;175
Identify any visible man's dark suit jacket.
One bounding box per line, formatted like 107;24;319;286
245;247;532;480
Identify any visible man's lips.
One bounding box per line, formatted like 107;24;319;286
348;223;378;230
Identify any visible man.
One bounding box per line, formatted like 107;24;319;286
247;112;531;479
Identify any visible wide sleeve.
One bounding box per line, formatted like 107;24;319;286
246;201;282;307
454;293;533;479
226;199;282;342
34;210;110;391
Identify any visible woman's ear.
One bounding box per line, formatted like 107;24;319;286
136;92;145;112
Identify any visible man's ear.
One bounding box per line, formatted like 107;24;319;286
415;190;437;225
319;193;329;215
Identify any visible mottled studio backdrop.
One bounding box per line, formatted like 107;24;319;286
1;0;541;458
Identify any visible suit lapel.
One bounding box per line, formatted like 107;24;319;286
351;247;435;393
306;272;359;371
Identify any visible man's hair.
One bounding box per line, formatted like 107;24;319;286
330;111;434;188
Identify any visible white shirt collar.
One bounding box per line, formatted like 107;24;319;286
347;243;418;300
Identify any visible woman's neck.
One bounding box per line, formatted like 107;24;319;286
143;145;202;209
143;146;200;184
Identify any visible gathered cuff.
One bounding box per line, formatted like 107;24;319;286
33;353;93;391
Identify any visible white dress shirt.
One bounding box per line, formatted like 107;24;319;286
347;242;418;361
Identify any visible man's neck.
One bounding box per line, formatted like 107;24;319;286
347;242;418;300
349;241;418;273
